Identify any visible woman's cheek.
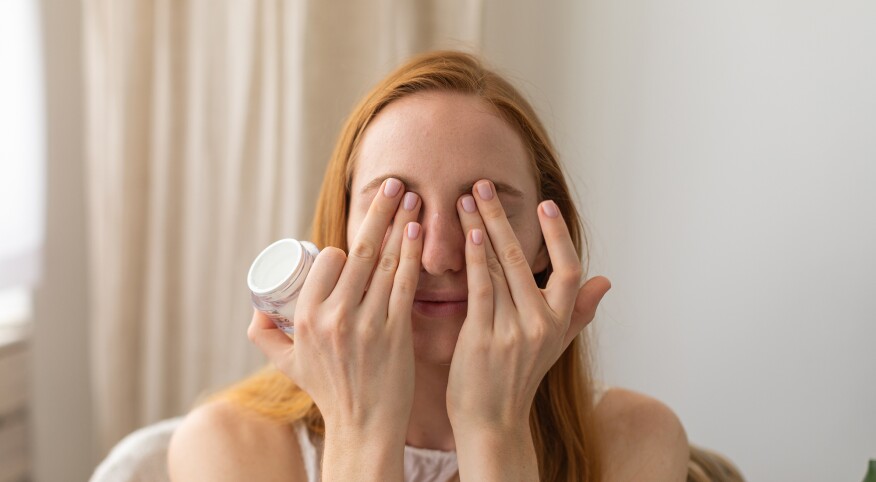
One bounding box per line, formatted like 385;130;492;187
509;216;544;266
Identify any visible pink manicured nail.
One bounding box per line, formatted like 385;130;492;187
384;178;402;197
461;195;476;213
543;200;559;218
476;181;493;200
471;228;483;245
403;192;418;210
407;223;420;239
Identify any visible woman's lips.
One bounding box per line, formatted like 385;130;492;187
412;300;468;318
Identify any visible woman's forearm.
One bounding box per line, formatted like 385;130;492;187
454;425;539;482
321;427;405;482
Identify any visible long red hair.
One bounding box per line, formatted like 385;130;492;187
209;50;603;482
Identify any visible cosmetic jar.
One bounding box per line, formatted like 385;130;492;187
247;238;320;336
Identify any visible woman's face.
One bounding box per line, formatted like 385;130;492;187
347;91;549;365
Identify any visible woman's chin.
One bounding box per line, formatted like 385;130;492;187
411;313;464;366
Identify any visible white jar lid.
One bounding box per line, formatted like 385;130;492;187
247;239;303;295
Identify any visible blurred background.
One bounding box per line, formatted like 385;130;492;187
1;0;874;480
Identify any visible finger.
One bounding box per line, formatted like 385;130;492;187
463;227;494;333
457;194;515;311
561;276;612;349
363;191;421;316
333;177;405;304
246;308;296;374
386;222;424;328
470;180;542;308
297;246;347;309
537;199;584;318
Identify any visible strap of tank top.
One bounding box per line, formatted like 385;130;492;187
292;420;320;482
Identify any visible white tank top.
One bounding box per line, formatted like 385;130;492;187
292;382;610;482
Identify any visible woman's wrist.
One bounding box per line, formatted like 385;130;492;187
322;426;406;482
453;424;540;482
448;402;533;437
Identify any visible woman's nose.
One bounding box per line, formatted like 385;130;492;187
420;208;465;276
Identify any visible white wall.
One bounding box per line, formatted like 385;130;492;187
484;1;876;480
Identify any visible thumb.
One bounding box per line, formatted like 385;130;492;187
561;276;611;349
247;309;297;372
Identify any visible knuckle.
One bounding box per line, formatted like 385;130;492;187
331;301;353;321
486;255;505;276
330;315;352;340
356;321;380;343
349;241;378;263
378;253;400;273
293;304;313;326
472;283;492;300
401;244;420;261
524;323;549;343
374;198;397;216
292;317;309;338
481;204;505;220
394;276;417;296
499;243;528;267
502;326;522;347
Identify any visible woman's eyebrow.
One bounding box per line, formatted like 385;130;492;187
358;174;525;199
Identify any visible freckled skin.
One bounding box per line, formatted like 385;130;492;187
346;91;550;365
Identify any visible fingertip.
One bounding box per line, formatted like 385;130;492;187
597;278;612;302
402;191;420;212
470;228;484;246
383;177;403;198
406;221;421;240
540;200;560;219
247;314;293;354
571;276;612;317
459;194;477;214
400;222;423;267
585;275;612;294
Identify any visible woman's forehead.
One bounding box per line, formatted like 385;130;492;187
350;91;536;198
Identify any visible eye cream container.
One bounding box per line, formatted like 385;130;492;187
247;239;320;336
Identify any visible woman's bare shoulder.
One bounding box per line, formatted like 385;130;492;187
167;399;307;482
594;387;690;481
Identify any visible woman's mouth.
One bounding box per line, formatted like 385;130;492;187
412;300;468;318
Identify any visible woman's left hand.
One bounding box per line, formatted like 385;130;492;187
447;179;611;433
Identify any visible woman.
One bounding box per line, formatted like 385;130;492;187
168;50;690;481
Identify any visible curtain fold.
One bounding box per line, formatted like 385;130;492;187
84;0;483;455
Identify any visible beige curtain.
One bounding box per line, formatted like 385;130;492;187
83;0;483;454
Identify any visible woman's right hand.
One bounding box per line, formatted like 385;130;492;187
247;178;422;439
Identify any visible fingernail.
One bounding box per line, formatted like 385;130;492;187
543;200;559;218
407;223;420;239
461;195;476;213
471;228;483;245
384;178;402;197
476;181;493;200
403;192;418;210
